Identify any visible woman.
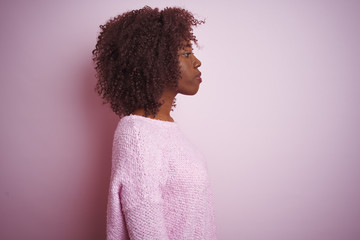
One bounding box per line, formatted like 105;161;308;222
93;6;217;239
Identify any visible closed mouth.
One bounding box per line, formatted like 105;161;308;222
196;72;202;83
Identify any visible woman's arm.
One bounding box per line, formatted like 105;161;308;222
109;130;169;239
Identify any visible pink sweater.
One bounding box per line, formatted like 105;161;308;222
107;115;217;239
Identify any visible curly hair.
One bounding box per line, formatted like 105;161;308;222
92;6;204;117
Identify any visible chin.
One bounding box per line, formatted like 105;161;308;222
178;85;200;95
179;89;199;96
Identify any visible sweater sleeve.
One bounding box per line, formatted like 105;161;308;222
111;127;169;240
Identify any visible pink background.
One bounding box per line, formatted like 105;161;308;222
1;1;360;239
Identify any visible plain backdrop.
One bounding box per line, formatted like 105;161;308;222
1;0;360;239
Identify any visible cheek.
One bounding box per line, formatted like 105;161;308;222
180;63;192;79
179;62;186;76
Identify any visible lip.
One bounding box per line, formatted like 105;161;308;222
196;72;202;83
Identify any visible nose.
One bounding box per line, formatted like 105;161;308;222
193;55;201;68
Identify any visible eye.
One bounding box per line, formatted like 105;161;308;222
182;52;192;57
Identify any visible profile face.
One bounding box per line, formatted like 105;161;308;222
177;42;202;95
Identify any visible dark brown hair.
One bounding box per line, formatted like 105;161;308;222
92;6;204;117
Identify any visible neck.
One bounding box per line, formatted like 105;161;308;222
133;88;177;122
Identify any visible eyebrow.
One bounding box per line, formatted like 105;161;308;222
181;43;193;50
181;41;192;49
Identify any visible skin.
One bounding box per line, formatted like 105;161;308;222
133;41;202;122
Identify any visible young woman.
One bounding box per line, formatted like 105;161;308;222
93;6;217;239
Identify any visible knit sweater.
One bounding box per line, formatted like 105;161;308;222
107;114;217;240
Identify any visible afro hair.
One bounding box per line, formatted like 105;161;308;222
92;6;204;117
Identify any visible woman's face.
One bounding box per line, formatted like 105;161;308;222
177;42;202;95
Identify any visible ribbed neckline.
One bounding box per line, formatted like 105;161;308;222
125;114;178;127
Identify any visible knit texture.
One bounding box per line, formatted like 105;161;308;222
107;114;217;240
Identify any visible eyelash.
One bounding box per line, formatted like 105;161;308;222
182;52;192;57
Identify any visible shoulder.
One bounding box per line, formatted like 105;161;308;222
112;115;145;152
111;115;171;182
115;114;179;142
114;115;155;144
112;114;175;157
